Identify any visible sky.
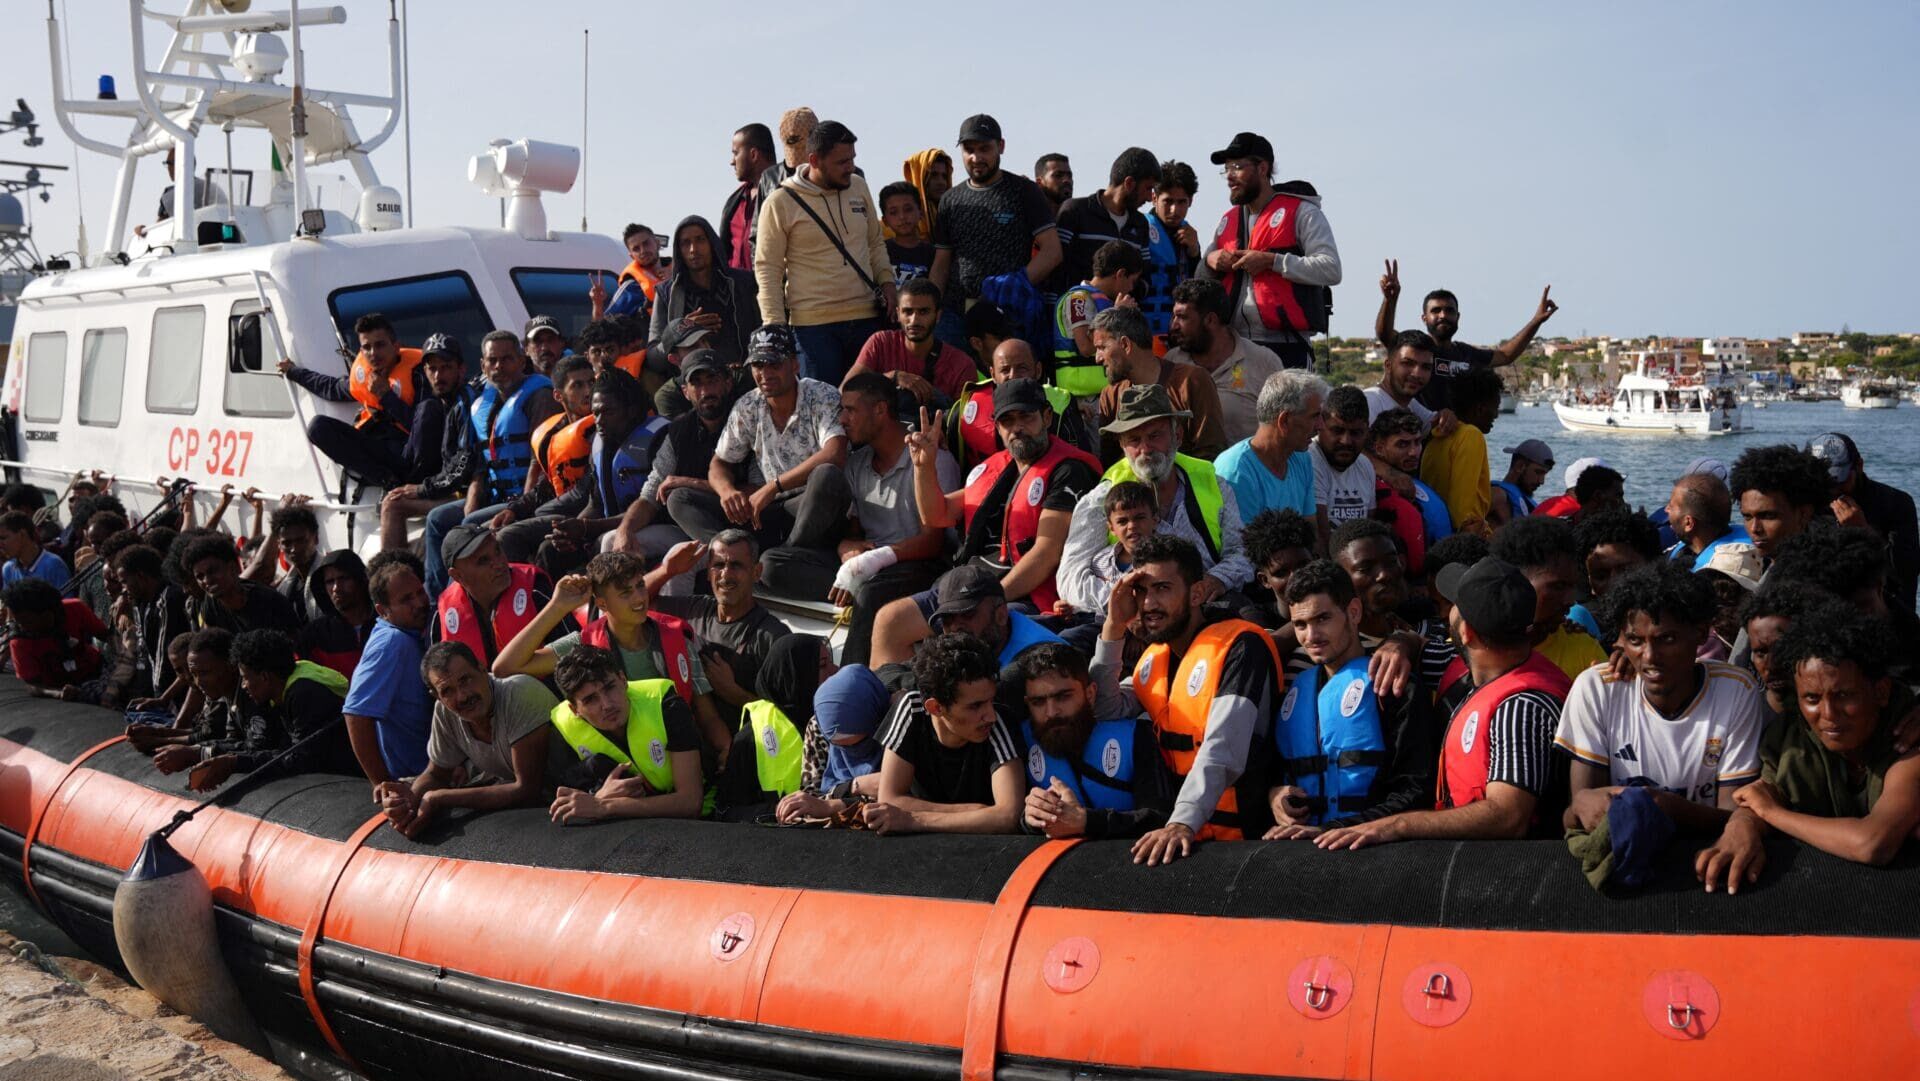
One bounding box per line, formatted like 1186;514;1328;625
8;0;1918;340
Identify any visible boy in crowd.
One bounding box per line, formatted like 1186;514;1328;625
0;510;70;589
1557;562;1766;838
868;632;1025;834
1058;480;1159;621
546;645;705;823
183;629;359;792
183;534;303;637
879;182;934;287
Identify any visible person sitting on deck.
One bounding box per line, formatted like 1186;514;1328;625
1556;563;1766;843
492;553;728;763
1696;605;1920;892
5;578;107;697
716;634;836;815
1016;643;1174;841
379;642;561;839
342;554;436;794
431;525;559;670
546;645;705;824
1490;516;1607;681
866;632;1025;835
644;532;793;713
0;511;70;590
277;313;439;488
182;534;303;638
1306;557;1571;850
1262;560;1436;841
178;629;359;793
296;551;376;678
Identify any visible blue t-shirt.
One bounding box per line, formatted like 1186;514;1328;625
342;618;433;778
2;549;70;590
1215;440;1315;521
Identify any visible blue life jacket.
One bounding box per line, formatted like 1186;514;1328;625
471;373;555;504
1141;215;1184;338
592;416;668;513
1411;479;1454;547
1019;718;1137;811
1000;610;1062;667
1491;480;1536;521
1666;525;1753;571
1274;655;1388;824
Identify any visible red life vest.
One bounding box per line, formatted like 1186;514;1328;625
1212;194;1328;335
579;612;698;706
435;563;542;666
960;438;1100;612
1436;652;1571;809
348;347;424;432
952;386;1000;466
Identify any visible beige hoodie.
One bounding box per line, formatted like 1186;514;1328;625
753;168;893;327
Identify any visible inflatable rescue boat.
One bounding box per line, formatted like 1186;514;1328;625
2;681;1917;1080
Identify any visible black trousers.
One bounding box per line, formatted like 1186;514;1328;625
664;463;852;552
307;416;406;487
757;554;945;667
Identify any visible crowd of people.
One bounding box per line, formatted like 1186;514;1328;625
7;113;1919;888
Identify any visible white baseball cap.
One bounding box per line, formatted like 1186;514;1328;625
1564;456;1611;490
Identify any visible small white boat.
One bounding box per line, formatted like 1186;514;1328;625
1554;356;1748;435
1841;382;1901;409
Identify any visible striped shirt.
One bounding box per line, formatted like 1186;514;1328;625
878;691;1019;806
1483;690;1564;797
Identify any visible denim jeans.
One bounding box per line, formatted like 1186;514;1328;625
423;500;508;598
791;317;884;386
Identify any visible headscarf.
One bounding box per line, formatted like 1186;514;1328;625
777;107;818;170
902;148;953;240
814;664;889;792
755;633;825;725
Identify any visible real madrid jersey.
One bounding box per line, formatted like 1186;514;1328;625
1553;661;1766;806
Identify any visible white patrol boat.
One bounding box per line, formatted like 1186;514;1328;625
1553;351;1748;435
4;1;622;553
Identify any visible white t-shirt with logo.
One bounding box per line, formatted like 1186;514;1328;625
1310;441;1377;527
1553;661;1765;806
1362;384;1436;428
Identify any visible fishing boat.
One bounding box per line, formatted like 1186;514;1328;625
1840;382;1901;409
1553;353;1747;435
4;687;1918;1081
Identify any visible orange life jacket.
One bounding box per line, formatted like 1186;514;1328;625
1436;652;1571;809
435;563;542;667
1132;619;1284;841
959;438;1100;611
533;413;595;496
579;612;697;706
617;260;662;303
348;347;424;431
613;351;646;380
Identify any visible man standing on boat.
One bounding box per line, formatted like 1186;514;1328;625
1195;132;1342;371
1374;261;1557;412
1807;432;1919;614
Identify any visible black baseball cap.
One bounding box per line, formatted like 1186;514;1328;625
523;314;563;340
992;378;1050;419
440;523;495;568
747;324;797;365
1434;557;1537;641
957;114;1002;144
1209;132;1274;165
931;565;1005;622
421;333;462;361
680;348;729;380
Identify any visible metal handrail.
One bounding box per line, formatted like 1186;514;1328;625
0;464;379;514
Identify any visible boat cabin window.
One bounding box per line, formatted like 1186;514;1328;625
146;306;205;415
511;268;600;344
78;328;129;428
327;272;493;377
225;299;294;418
22;333;66;423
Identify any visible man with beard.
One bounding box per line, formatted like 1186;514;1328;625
595;224;665;323
1311;385;1377;553
1034;153;1073;214
1364;410;1440;578
1363;330;1439;429
1096;535;1284;865
908;379;1099;614
1066;385;1255;609
754;120;895;385
1094;306;1228;461
942;339;1094;473
1195;132;1342;370
1262;559;1435;840
646;530;793;711
523;315;567;378
931;116;1063;313
1017;643;1175;840
1374;260;1558;413
1163;277;1287;445
609;351;736;567
842;278;978;406
758;374;957;665
647;215;763;405
720;123;775;271
1489;438;1555;530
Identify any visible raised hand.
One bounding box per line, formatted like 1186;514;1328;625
1380;258;1400;301
905;406;940;469
552;573;592;609
1534;285;1558;324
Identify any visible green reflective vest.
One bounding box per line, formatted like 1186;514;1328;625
1101;453;1226;560
549;679;678;794
741;700;804;798
285;659;349;698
